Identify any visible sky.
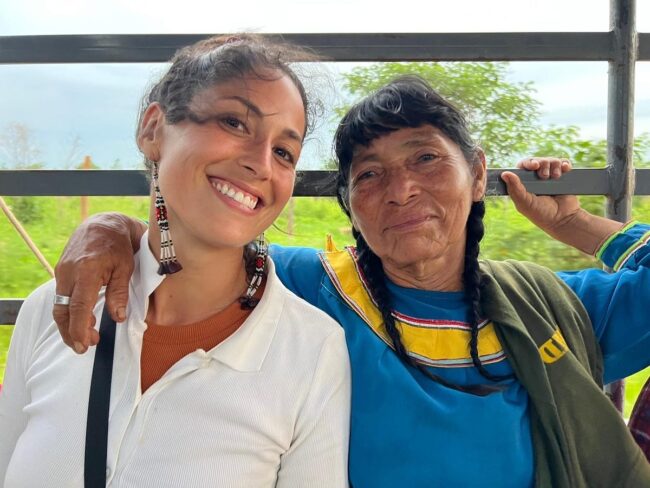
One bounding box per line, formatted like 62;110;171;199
1;0;650;169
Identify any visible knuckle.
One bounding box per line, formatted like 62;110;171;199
68;301;93;316
52;308;69;324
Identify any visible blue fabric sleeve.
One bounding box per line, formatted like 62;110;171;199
269;245;325;307
558;223;650;382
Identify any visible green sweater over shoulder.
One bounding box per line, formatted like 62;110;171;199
480;259;650;487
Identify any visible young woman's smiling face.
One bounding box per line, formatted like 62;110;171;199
139;72;306;252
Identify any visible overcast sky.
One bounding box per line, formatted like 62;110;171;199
1;0;650;169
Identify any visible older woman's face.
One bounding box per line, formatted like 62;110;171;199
348;125;486;271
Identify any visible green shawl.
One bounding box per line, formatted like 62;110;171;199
480;259;650;487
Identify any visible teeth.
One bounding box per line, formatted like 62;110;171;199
211;179;258;210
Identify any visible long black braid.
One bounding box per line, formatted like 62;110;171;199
464;201;513;382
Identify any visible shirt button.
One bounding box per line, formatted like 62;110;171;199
106;467;111;478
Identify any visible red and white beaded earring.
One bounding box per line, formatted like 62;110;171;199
239;233;268;309
152;163;183;275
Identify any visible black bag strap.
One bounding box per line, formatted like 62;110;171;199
84;305;117;488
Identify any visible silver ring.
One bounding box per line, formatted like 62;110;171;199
53;294;71;306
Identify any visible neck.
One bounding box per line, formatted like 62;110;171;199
146;217;250;327
381;245;466;292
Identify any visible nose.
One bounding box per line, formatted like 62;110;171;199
240;140;273;180
384;169;418;206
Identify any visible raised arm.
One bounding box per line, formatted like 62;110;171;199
53;212;145;353
502;159;650;380
501;157;623;255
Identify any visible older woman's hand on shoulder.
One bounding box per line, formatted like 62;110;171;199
502;157;623;255
53;212;145;353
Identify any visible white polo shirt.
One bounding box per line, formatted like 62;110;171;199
0;234;351;487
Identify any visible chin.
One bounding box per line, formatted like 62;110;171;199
197;227;258;250
379;242;441;265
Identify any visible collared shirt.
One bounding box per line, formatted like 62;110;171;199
0;233;351;488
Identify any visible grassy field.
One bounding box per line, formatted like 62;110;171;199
2;195;650;415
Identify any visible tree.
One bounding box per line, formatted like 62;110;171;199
0;123;45;224
0;123;43;169
529;125;650;169
338;62;541;164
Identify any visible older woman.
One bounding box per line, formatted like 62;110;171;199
47;76;650;487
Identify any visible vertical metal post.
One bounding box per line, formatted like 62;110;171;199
607;0;637;221
606;0;637;412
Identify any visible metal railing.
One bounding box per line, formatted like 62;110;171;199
0;0;645;324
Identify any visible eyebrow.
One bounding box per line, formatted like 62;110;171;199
352;134;443;166
221;95;303;142
402;134;444;148
351;152;380;167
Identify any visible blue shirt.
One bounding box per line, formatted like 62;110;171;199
270;223;650;488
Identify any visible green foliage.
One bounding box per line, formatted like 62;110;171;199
339;62;541;164
5;197;44;224
529;125;650;169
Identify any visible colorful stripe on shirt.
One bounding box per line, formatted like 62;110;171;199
319;247;507;368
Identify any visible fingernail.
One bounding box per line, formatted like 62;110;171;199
116;307;126;322
73;341;85;354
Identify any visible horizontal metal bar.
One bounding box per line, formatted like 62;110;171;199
638;33;650;60
0;300;22;325
0;169;338;196
0;33;616;64
487;168;612;196
0;168;641;197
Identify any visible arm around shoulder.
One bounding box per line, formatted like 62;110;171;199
269;246;325;306
53;212;145;352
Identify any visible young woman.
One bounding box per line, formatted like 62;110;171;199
0;35;350;487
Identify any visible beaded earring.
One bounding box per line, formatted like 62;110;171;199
239;233;268;310
152;163;183;275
